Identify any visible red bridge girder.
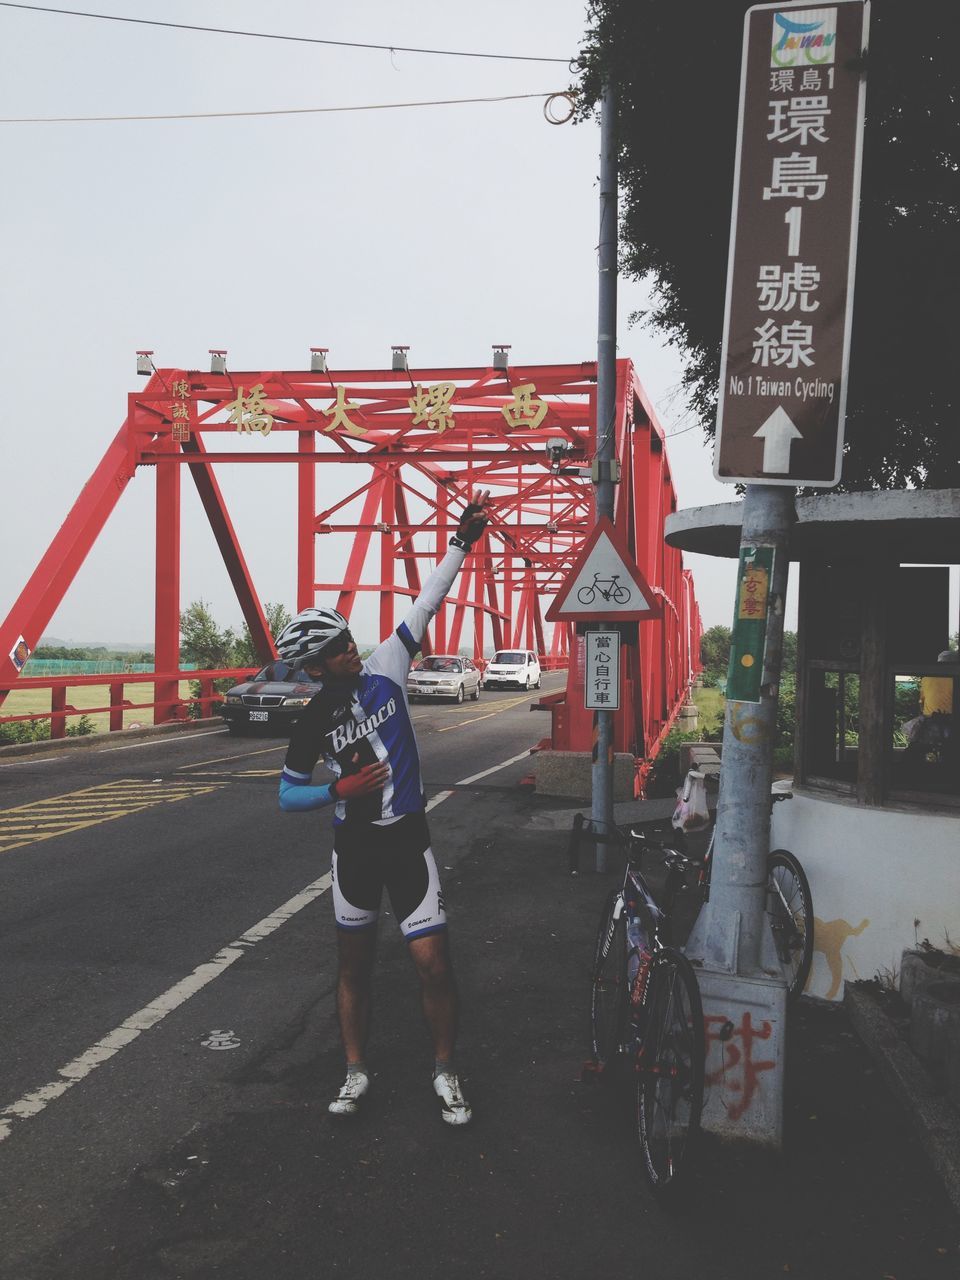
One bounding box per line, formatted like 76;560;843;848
0;358;701;769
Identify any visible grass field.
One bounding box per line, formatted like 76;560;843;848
692;684;725;737
0;681;202;736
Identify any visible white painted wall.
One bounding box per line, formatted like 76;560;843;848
770;791;960;1000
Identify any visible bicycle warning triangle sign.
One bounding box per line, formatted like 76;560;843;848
545;517;661;622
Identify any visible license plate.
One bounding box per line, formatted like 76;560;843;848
249;709;269;722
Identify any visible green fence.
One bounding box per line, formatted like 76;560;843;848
21;660;198;676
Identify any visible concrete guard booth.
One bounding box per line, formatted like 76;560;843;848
666;488;959;1001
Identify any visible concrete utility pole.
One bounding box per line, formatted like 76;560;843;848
688;0;869;1146
683;483;794;1145
686;485;794;967
591;81;618;872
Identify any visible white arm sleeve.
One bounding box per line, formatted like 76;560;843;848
364;545;468;684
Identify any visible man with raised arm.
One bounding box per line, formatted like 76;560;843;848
276;489;489;1126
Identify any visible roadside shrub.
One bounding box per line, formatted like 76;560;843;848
0;719;50;745
65;715;96;737
0;713;97;744
646;726;706;798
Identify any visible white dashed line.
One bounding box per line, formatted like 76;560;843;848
456;749;533;786
0;746;532;1140
0;873;331;1142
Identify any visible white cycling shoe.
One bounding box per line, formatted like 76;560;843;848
328;1071;370;1116
433;1071;472;1126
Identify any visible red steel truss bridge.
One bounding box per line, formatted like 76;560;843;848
0;355;701;773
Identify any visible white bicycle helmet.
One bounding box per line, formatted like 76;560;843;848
276;607;349;665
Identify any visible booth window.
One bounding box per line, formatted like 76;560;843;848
798;560;958;806
799;562;863;790
803;668;860;784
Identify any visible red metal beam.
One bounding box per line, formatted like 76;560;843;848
181;431;275;666
2;360;702;781
0;418;143;696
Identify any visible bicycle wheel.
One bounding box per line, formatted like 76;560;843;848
590;889;628;1067
636;946;704;1197
577;586;596;605
766;849;814;1002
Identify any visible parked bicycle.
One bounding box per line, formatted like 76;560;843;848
674;771;814;1002
583;819;705;1198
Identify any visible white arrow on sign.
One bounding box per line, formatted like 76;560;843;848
754;405;803;474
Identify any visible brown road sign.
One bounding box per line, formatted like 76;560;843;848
714;1;870;487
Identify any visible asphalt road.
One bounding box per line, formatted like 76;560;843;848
0;676;564;1276
2;671;957;1279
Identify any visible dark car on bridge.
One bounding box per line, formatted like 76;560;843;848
219;661;320;736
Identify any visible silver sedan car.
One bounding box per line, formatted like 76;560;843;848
406;655;481;704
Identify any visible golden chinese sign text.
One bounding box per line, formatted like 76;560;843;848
228;384;275;437
322;386;367;437
409;383;456;434
502;383;548;430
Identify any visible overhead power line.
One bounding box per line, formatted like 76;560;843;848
0;2;574;64
0;90;566;124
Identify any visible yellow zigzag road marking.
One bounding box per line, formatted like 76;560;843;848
0;780;228;855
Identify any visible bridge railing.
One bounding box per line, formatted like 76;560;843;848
0;669;257;740
1;657;567;742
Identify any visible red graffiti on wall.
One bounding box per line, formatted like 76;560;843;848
704;1011;775;1121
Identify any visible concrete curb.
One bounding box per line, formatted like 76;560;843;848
845;984;960;1215
0;717;227;761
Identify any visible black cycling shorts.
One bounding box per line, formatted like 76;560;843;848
331;812;446;941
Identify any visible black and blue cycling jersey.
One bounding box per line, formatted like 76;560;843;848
279;545;467;825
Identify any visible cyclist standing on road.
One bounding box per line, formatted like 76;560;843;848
275;489;490;1126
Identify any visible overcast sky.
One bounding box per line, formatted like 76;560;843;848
0;0;755;649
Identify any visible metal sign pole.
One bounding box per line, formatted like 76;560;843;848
592;80;618;872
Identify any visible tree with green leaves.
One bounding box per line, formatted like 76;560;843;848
179;600;237;671
700;624;732;677
233;603;293;670
576;0;959;489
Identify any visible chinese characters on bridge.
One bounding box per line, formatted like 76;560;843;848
714;1;869;486
227;384;275;437
220;381;554;440
170;378;192;443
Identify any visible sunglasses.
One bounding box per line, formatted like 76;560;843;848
321;630;355;659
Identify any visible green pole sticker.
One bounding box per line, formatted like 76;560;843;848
726;544;774;704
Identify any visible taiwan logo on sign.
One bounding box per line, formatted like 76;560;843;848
771;8;838;67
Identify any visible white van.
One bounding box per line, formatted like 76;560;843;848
480;649;542;691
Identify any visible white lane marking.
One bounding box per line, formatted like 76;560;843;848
177;744;285;771
425;790;455;811
0;746;533;1138
0;873;332;1143
100;730;226;753
0;729;228;768
422;749;533;811
456;749;532;786
0;755;68;768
